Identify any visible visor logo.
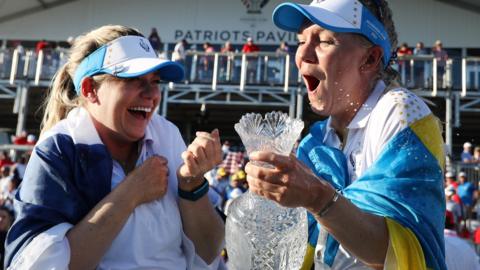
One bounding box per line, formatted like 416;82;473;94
139;39;150;52
312;0;325;7
113;65;128;75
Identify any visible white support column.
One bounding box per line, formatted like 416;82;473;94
240;54;247;91
445;93;453;158
23;51;32;78
289;89;295;118
161;85;169;117
445;59;453;89
462;57;467;97
454;92;460;128
190;53;197;82
263;55;268;83
432;58;437;96
9;49;19;85
12;84;22;113
212;53;219;91
409;59;414;88
283;54;290;93
34;50;44;85
226;54;232;81
15;83;29;136
296;87;304;119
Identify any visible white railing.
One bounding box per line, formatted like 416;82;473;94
177;51;297;92
452;161;480;184
1;48;480;95
0;48;68;85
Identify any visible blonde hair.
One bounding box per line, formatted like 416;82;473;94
40;25;143;135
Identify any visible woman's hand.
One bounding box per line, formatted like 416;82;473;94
245;151;333;210
178;129;222;191
124;155;169;207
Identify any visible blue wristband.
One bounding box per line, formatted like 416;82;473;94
178;178;209;201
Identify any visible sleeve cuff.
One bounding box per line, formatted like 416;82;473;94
9;223;73;270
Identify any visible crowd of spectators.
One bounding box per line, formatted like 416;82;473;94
443;169;480;268
461;141;480;164
440;140;480;267
0;147;31;265
395;40;449;88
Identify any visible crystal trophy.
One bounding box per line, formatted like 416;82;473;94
225;111;307;270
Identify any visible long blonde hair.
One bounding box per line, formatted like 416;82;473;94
40;25;143;135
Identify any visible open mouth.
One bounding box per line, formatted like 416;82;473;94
127;106;152;119
303;75;320;92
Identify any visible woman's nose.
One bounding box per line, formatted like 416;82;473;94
141;82;160;99
297;42;317;65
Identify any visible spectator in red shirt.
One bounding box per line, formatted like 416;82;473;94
11;131;28;145
474;227;480;254
445;171;458;189
445;172;462;206
396;42;413;57
0;151;13;170
241;37;259;53
242;38;260;83
396;42;413;83
35;39;50;54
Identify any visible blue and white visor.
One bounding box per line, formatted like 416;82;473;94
273;0;392;66
73;35;184;92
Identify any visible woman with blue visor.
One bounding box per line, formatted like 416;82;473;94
4;25;224;269
245;0;446;269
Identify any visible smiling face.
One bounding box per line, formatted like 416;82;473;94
295;23;374;124
85;72;161;145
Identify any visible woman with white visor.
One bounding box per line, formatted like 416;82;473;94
4;25;224;270
245;0;446;269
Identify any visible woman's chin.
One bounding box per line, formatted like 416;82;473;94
310;103;328;116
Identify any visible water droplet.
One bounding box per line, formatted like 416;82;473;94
339;88;344;92
350;102;354;106
346;94;350;97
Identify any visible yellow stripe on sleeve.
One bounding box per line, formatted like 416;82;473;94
384;218;427;270
409;114;445;170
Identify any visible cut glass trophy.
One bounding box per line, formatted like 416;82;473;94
225;111;307;270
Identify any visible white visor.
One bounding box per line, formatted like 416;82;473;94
73;35;184;92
